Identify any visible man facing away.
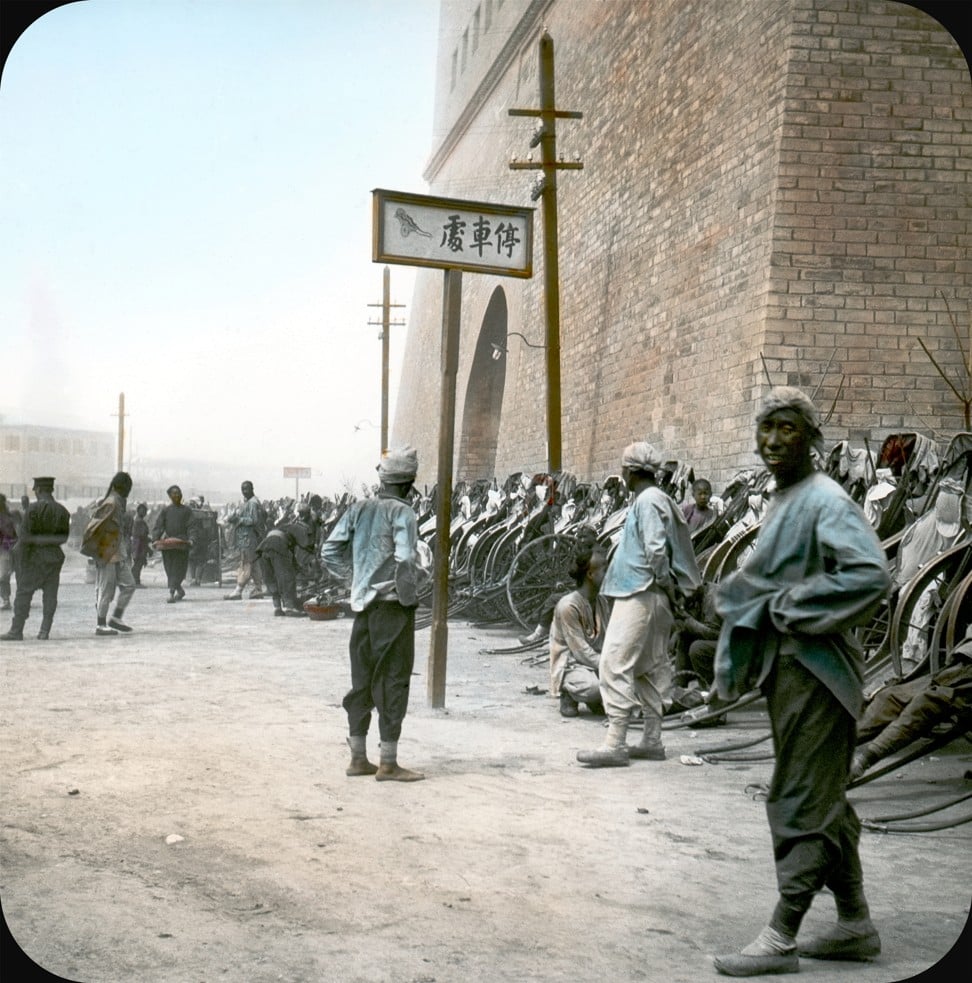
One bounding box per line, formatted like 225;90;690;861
577;441;702;767
711;387;891;977
90;471;138;636
0;477;70;641
321;446;426;783
224;481;267;600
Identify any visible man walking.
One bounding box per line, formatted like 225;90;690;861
224;481;267;600
711;388;891;977
88;471;138;636
322;446;426;782
0;477;70;641
577;442;701;767
153;484;193;603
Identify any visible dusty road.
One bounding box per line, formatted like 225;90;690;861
1;552;969;983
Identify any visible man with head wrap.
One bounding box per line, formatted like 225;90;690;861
89;471;138;636
321;446;426;782
711;387;891;977
577;441;701;767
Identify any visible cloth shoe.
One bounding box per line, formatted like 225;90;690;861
559;692;579;717
798;921;880;961
248;590;266;600
108;618;133;633
224;592;243;600
518;625;547;645
95;625;118;636
715;926;798;977
576;746;630;768
628;743;666;760
1;630;24;641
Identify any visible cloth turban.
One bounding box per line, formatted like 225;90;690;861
378;445;418;483
756;386;824;450
621;441;662;473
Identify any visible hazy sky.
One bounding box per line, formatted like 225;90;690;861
1;0;440;497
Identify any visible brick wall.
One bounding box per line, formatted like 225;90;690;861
393;0;971;492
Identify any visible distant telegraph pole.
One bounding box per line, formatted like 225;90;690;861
509;31;583;474
113;392;126;472
367;266;405;455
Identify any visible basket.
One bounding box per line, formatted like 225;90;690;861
303;601;342;621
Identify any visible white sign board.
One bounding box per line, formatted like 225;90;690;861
283;467;311;479
373;188;533;278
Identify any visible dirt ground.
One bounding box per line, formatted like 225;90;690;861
1;551;969;983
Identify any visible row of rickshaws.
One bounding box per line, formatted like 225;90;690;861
407;432;971;690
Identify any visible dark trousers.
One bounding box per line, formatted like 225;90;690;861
344;601;415;743
131;552;147;585
261;549;298;610
11;557;63;633
763;650;868;936
162;549;190;591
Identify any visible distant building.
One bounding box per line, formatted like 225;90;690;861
1;423;115;501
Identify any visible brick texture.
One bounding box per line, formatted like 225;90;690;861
393;0;971;492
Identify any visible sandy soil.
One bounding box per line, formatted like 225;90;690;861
1;551;969;983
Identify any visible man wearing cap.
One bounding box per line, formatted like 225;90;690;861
322;446;426;782
577;441;701;767
223;481;267;601
1;477;70;641
711;387;891;977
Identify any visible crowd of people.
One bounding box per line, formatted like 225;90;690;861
3;386;966;977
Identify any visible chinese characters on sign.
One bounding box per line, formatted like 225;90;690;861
373;189;533;278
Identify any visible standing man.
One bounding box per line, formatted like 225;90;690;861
577;442;701;767
153;484;194;603
1;477;70;641
89;471;138;636
130;502;152;587
322;446;425;783
711;388;890;977
223;480;267;600
0;494;17;612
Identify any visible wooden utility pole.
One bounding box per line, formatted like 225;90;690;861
367;266;405;455
509;31;582;474
114;392;126;472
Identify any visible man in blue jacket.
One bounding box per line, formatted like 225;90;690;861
712;388;891;977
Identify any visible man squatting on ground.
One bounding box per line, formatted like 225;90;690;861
0;477;70;641
90;471;138;636
321;446;426;783
549;544;610;718
711;387;891;977
224;480;267;600
577;441;702;767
